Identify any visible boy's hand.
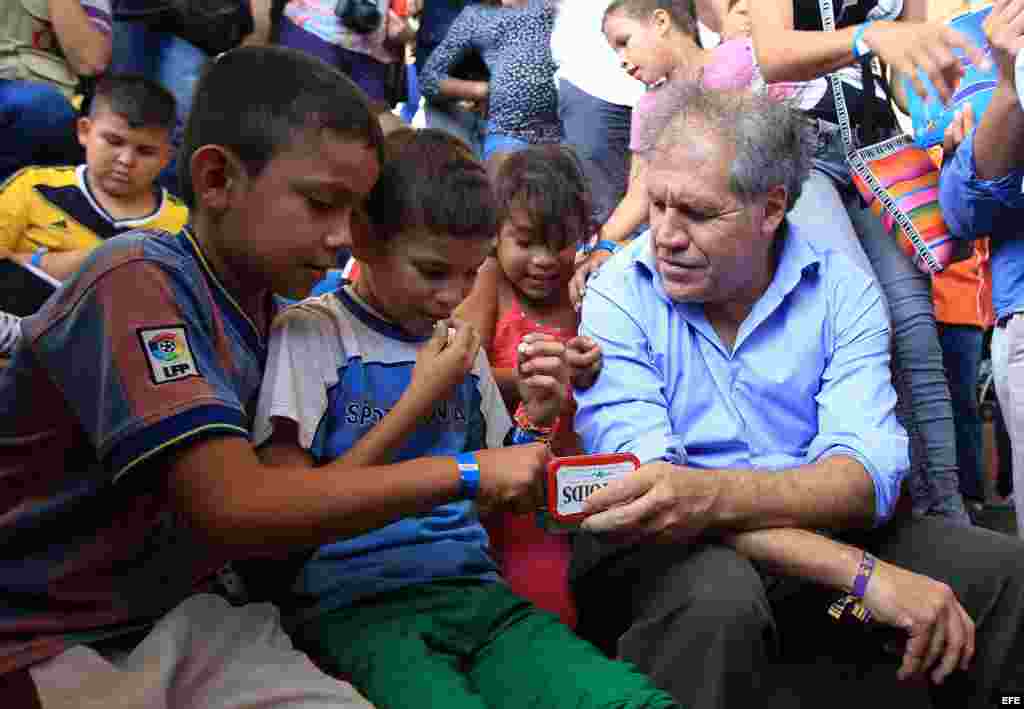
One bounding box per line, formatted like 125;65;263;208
408;319;480;408
566;335;602;390
475;442;549;514
516;332;569;428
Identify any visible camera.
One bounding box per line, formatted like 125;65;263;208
335;0;382;34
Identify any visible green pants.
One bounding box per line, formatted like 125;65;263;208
296;579;678;709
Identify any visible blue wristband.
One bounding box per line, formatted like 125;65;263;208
591;239;620;256
455;452;480;500
30;247;48;268
852;21;874;61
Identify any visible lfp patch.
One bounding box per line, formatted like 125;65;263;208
138;326;199;384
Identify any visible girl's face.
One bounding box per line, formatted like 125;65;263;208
721;0;751;41
497;210;576;304
603;9;676;86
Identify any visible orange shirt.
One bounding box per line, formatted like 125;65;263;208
932;239;994;328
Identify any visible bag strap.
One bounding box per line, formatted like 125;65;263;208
817;0;943;273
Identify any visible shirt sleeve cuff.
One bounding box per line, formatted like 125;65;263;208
812;443;903;525
626;430;688;466
106;403;249;481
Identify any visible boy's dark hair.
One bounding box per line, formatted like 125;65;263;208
178;46;384;208
90;73;177;133
366;128;498;242
603;0;699;41
493;145;593;251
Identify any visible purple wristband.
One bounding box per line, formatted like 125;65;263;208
852;551;876;598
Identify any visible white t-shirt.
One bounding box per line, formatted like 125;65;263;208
550;0;645;107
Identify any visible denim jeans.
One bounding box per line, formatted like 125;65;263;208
111;20;208;194
481;133;530;162
423;101;486;158
0;79;84;182
792;125;966;525
557;78;632;227
938;324;985;502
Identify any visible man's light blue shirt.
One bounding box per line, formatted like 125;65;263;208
573;223;909;523
938;129;1024;321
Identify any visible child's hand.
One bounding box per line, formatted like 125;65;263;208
566;335;602;390
408;319;480;409
942;103;975;157
516;332;569;428
569;250;613;311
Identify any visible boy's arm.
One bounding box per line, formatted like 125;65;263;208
169;434;549;555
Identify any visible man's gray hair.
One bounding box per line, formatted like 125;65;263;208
651;82;815;212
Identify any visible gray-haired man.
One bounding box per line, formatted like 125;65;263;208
569;84;1024;709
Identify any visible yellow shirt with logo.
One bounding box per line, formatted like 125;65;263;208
0;165;189;255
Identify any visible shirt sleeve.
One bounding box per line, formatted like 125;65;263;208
79;0;113;35
252;299;343;451
939;130;1024;240
419;6;480;100
573;283;686;465
805;256;909;523
22;255;249;480
471;350;514;451
0;170;32;253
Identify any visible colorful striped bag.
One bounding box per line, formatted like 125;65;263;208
848;134;970;273
820;0;968;274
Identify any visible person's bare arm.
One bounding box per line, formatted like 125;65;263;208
48;0;111;76
12;248;92;281
582;454;876;541
751;0;985;101
241;0;273;45
973;0;1024;179
437;78;489;102
601;153;648;245
168;433;548;556
725;527;974;684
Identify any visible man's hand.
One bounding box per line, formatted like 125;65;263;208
569;250;614;310
861;560;975;684
984;0;1024;88
579;461;720;544
516;332;569;428
566;335;602;390
863;20;988;103
408;318;480;406
942;102;976;156
475;442;549;515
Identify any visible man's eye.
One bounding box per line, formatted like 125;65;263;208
651;201;665;211
306;197;333;212
420;267;446;280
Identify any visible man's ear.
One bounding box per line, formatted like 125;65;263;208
189;145;246;213
760;184;788;238
76;116;92;149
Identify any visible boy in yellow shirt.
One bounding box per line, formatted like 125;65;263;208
0;73;188;283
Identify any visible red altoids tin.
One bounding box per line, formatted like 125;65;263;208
540;453;640;532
